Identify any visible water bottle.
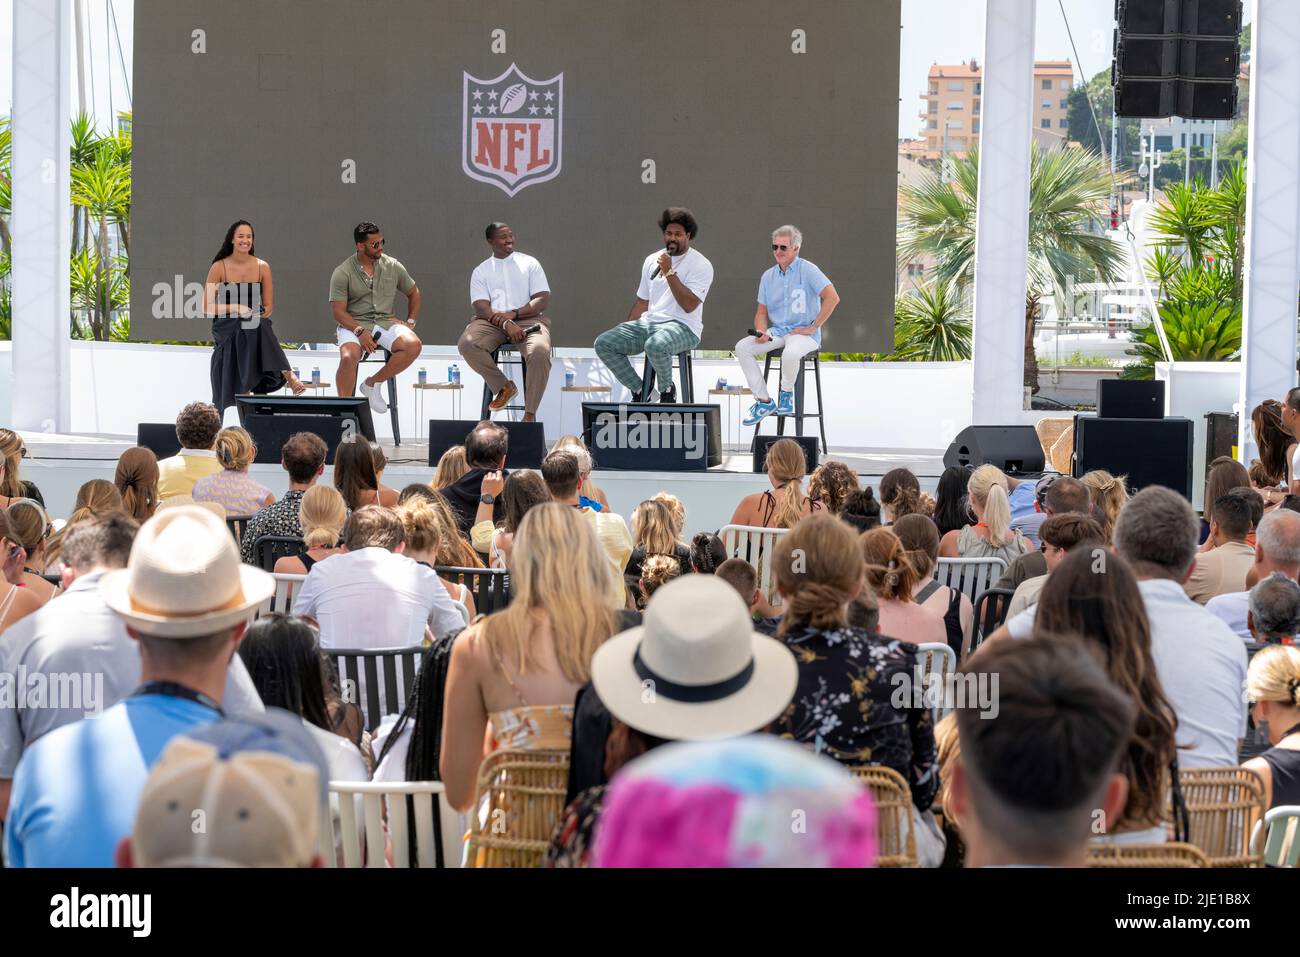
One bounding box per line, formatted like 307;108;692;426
565;370;576;388
311;367;320;385
717;377;727;390
452;364;461;385
418;367;427;386
448;364;455;383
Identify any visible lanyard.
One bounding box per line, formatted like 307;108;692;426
131;680;224;717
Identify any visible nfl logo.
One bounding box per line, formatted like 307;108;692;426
462;63;563;197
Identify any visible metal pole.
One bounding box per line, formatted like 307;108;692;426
1210;119;1219;188
73;0;86;115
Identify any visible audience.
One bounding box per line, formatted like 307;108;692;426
625;499;692;586
840;487;883;533
951;638;1136;868
2;505;273;866
729;438;822;528
650;491;684;538
396;496;476;619
333;433;386;513
714;556;760;611
0;511;46;635
1229;485;1266;546
892;513;972;658
689;531;727;574
879;467;932;524
292;505;465;649
157;402;224;499
43;479;124;567
238;431;328;565
993;475;1093;590
543;450;634;606
413;486;487;570
1242;645;1300;810
1246;573;1300;645
6;499;57;603
272;485;347;576
370;442;401;507
939;464;1032;562
1008;475;1050;547
439;421;509;535
1004;513;1106;623
1184;494;1255;604
114;446;160;523
931;465;972;538
1200;456;1251;545
1079;469;1129;544
808;460;860;517
191;426;275;517
432;445;469;490
637;554;680;609
553;436;610;512
0;429;43;506
1252;399;1292;490
471;469;551;569
859;527;947;647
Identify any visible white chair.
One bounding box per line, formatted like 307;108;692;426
719;524;791;605
933;557;1007;604
254;572;307;618
1250;805;1300;868
323;781;463;868
912;642;957;722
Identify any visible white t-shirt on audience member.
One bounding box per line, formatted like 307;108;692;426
1205;590;1251;643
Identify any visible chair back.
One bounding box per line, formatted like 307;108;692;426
934;556;1007;604
1086;842;1209;868
325;647;424;732
1177;767;1266;866
254;572;307;618
719;524;790;605
912;642;956;722
465;748;570;868
434;565;511;615
225;514;255;543
849;765;916;867
255;534;306;572
1250;805;1300;868
322;781;462;868
969;587;1016;656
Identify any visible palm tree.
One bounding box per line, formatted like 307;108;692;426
0;116;11;260
69;112;101;256
71;140;130;341
898;142;1124;393
892;279;972;361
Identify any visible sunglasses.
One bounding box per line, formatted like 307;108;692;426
771;244;789;251
365;239;385;249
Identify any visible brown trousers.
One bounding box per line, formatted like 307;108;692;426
457;316;552;415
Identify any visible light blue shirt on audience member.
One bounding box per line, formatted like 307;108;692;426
4;693;220;867
757;257;831;345
1007;480;1037;520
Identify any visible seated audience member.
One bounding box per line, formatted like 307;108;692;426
859;527;947;647
1242;644;1300;810
372;640;453;786
292;505;465;649
156;495;225;521
1004;513;1106;623
117;711;329;869
543;449;634;605
1229;485;1266;547
1185;494;1256;604
1249;459;1287;509
2;506;274;866
6;499;57;603
405;486;487;570
547;574;797;867
432;445;469;490
397;496;476;619
0;429;43;506
239;431;328;565
690;531;727;574
879;467;933;524
1079;470;1126;543
1252;399;1291;493
637;554;680;609
114;446;160;523
592;735;876;869
554;435;611;512
43;479;125;567
1113;485;1248;768
729;437;822;529
332;433;386;513
1005;472;1038;521
470;468;550;570
950;637;1136;868
440;504;623;811
651;491;684;538
772;516;944;866
714;556;762;613
625;499;692;585
892;514;972;658
840;487;883;533
439;421;509;535
369;442;401;508
0;512;46;635
846;587;882;635
272;485;347;576
1008;476;1052;548
193;427;275;516
157;402;225;499
994;475;1093;590
1199;456;1251;545
1028;549;1178;842
939;464;1032;562
931;465;973;538
808;460;860;517
1246;573;1300;645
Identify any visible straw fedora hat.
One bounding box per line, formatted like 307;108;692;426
590;574;797;741
101;505;275;638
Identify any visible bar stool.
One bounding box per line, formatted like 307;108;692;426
760;348;828;453
639;351;695;402
479;343;528;420
357;348;402;444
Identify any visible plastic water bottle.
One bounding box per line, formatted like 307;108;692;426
565;370;576;388
448;364;455;383
452;364;461;385
418;367;427;386
311;367;320;385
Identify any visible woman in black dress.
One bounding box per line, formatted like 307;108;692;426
206;220;305;410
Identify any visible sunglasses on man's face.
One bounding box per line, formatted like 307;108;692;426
771;244;789;252
366;239;385;249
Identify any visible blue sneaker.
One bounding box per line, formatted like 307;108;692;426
743;398;777;426
776;390;795;416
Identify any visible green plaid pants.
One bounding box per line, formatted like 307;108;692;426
593;318;700;395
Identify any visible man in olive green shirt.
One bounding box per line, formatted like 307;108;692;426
328;221;423;413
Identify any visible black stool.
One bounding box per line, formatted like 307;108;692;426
639;351;695;402
760;348;828;453
358;348;401;444
479;343;528;420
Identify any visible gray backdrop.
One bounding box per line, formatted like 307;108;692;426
132;0;900;350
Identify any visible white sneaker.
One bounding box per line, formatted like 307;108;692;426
360;380;388;414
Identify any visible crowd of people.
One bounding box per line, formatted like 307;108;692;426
0;397;1298;870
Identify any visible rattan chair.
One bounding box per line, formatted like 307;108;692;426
849;765;917;867
1087;842;1209;868
1177;767;1266;866
464;748;570;868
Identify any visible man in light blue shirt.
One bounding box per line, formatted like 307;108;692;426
737;225;840;424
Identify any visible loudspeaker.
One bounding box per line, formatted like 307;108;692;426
243;414;349;465
1072;415;1194;499
751;434;819;474
1113;0;1241;119
136;423;181;460
943;426;1044;476
580;403;722;471
426;420;546;470
1098;379;1164;418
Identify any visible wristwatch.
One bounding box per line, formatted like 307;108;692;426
479;493;496;505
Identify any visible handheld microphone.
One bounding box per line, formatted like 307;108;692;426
747;328;764;338
522;323;543;335
651;247;674;279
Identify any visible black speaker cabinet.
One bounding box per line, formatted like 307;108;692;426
136;423;181;460
1073;415;1194;499
426;419;546;470
1098;379;1164;418
751;434;819;474
943;425;1044;476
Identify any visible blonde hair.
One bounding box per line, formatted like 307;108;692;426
485;503;618;683
432;446;468;489
396;496;441;554
934;712;961;822
766;438;809;529
772;514;865;635
553;435;594;473
1247;644;1300;709
639;554;681;603
1081;469;1129;542
967;464;1012;542
6;499;49;553
631;500;678;556
859;527;921;602
650;492;686;537
46;479;124;566
298;485;347;548
115;446;160;522
0;429;25;499
426;493;483;568
214;427;257;471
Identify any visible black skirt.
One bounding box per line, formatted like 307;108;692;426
210;313;291;411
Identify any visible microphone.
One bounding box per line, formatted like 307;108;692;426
522;323;543;336
651;247;674;279
747;328;766;338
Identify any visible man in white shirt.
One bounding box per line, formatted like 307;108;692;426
541;449;634;606
594;207;714;403
457;223;552;422
292;506;465;649
1113;486;1249;768
1206;507;1300;641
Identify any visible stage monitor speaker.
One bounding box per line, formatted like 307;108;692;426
943;426;1044;476
581;402;722;471
426;419;546;470
136;423;181;460
751;434;819;474
243;414;349;465
1072;415;1194;499
1098;379;1164;418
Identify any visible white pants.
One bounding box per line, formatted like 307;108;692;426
336;322;404;351
734;333;819;402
